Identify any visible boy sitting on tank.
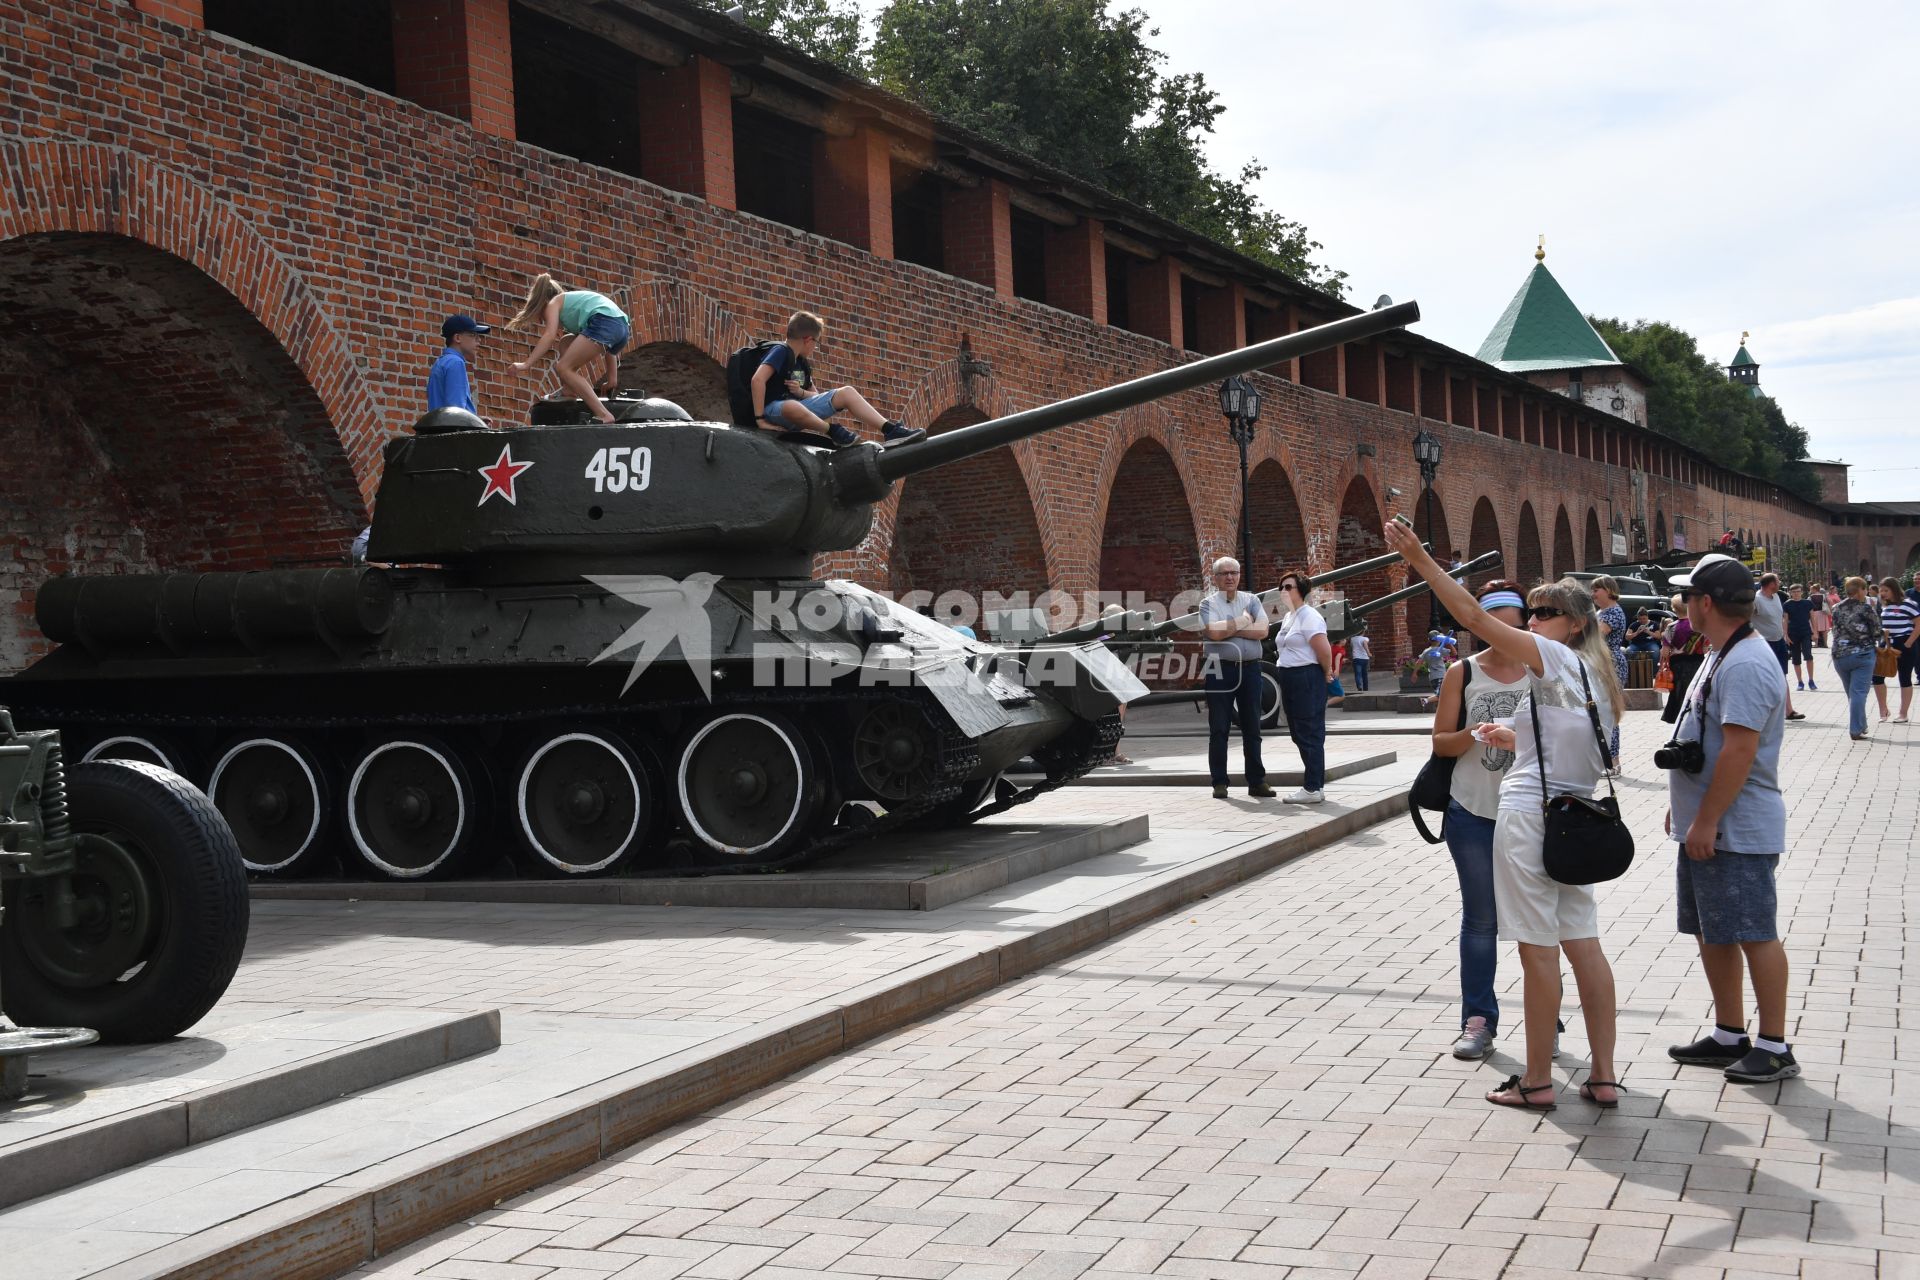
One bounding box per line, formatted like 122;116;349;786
750;311;925;448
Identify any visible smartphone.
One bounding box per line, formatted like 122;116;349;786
1391;513;1415;530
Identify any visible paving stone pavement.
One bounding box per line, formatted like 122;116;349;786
357;685;1918;1280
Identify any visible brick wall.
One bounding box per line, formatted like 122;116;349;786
0;2;1847;672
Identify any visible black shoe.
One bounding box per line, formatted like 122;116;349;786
881;421;926;445
1212;784;1229;800
1724;1045;1800;1083
827;424;861;448
1247;784;1277;798
1667;1032;1750;1067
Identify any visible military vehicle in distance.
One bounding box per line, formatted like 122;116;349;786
1;708;248;1084
4;304;1421;881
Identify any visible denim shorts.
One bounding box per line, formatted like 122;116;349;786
1675;847;1779;943
764;390;837;426
578;312;630;355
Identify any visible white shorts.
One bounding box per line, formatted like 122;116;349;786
1493;806;1600;946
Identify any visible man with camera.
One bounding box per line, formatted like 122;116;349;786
1660;553;1796;1083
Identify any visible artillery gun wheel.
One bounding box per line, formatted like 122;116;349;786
850;701;944;802
514;730;654;876
0;760;249;1042
1257;661;1286;730
675;712;825;862
346;736;477;879
206;735;332;877
79;732;198;781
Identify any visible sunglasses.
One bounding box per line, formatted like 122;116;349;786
1527;606;1567;621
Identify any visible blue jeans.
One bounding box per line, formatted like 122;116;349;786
1351;658;1369;690
764;389;838;426
1834;649;1875;735
1444;802;1499;1032
1205;661;1264;786
1277;663;1326;791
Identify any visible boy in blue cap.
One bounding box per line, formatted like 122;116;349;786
428;314;491;418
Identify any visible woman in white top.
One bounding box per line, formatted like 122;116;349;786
1429;581;1533;1061
1385;520;1624;1111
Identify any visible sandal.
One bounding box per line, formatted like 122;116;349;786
1579;1079;1624;1110
1486;1074;1556;1111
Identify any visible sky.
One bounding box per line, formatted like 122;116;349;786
856;0;1918;501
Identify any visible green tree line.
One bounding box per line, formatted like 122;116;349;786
1590;318;1819;502
700;0;1347;296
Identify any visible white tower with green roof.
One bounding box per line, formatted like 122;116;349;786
1729;332;1762;397
1476;238;1648;424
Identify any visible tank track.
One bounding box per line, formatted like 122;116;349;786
19;694;1122;878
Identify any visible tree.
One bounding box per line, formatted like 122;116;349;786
869;0;1346;296
693;0;868;72
1591;316;1821;503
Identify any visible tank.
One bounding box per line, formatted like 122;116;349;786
4;303;1421;880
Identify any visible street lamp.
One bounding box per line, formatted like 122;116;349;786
1221;376;1262;588
1413;427;1442;630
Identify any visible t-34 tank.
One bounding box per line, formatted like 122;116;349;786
5;303;1420;880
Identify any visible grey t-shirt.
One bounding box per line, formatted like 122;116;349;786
1666;633;1786;855
1751;591;1785;642
1200;590;1268;663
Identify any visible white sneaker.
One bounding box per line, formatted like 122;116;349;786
1283;788;1325;804
1451;1017;1494;1059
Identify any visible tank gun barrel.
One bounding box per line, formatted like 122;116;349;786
1342;549;1503;622
848;301;1420;489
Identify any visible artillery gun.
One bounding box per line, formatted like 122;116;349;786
5;304;1421;881
1;709;248;1095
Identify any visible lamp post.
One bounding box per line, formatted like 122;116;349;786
1220;376;1262;588
1413;426;1442;630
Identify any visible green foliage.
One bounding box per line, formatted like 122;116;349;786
694;0;868;72
1770;537;1821;588
869;0;1346;296
1590;316;1820;503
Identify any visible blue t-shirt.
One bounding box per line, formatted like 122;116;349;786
1667;634;1786;855
1780;598;1816;636
1421;644;1450;670
758;343;814;403
426;348;474;414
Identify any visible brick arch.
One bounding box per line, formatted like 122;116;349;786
1099;437;1205;619
0;138;387;500
887;403;1051;632
1516;501;1546;588
1244;459;1308;590
1089;404;1208;587
1553;505;1577;579
624;278;755;367
1584;507;1606;567
1654;509;1668;553
625;341;729;423
1468;496;1503;589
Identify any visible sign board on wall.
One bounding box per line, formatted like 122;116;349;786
1610;532;1629;559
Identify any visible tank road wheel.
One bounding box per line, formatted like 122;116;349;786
0;760;249;1042
515;731;652;876
675;712;824;862
80;732;197;780
346;737;476;879
206;736;332;877
850;700;944;805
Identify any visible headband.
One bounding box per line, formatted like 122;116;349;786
1478;590;1526;612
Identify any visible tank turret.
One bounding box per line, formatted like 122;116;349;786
9;303;1422;880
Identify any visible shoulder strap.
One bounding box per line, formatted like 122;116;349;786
1578;659;1618;799
1528;655;1616;811
1456;659;1473;730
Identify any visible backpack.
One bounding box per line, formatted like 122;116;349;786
725;341;812;428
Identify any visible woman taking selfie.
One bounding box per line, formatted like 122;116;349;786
1384;519;1624;1110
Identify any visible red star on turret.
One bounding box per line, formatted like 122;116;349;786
476;444;534;507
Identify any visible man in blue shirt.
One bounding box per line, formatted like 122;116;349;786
1662;553;1795;1084
428;314;491;418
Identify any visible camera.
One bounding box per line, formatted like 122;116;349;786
1653;737;1705;774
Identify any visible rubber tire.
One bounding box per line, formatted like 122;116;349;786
0;760;250;1042
1257;660;1286;730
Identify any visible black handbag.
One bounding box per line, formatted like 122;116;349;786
1530;659;1635;885
1409;662;1471;844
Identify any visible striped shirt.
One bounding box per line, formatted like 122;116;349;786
1882;601;1918;642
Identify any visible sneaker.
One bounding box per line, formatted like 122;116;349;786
1667;1032;1751;1067
1796;682;1805;691
1724;1045;1800;1083
1451;1017;1494;1059
1212;784;1230;800
881;421;926;445
826;424;861;448
1248;783;1277;798
1282;788;1324;804
1808;681;1818;690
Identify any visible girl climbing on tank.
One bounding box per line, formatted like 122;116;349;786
506;273;631;423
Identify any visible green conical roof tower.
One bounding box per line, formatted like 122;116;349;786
1476;237;1621;373
1729;331;1761;397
